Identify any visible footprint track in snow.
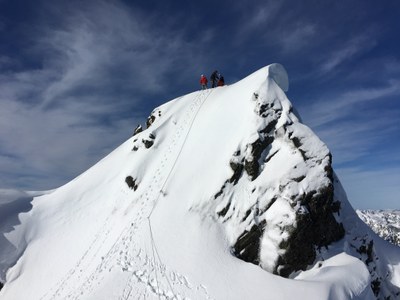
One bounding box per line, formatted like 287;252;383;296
43;90;214;300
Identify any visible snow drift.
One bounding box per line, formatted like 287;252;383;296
1;64;399;299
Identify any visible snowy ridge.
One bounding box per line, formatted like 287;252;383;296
0;64;399;299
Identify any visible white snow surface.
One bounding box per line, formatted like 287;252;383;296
1;64;399;299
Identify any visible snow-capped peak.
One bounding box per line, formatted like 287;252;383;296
1;64;399;299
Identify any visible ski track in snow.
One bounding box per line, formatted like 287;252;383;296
42;90;214;300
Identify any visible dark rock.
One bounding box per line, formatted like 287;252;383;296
292;175;306;182
244;136;274;180
259;197;277;215
146;115;156;128
242;209;252;222
143;139;154;149
258;104;270;117
291;136;302;148
0;281;3;291
132;146;139;151
229;161;244;184
217;201;231;218
371;278;381;297
275;185;345;276
214;188;224;200
291;136;308;160
133;124;143;136
265;149;279;163
259;119;278;135
357;240;374;265
276;215;316;277
233;220;266;265
331;201;341;213
214;154;245;200
324;154;334;180
125;176;138;191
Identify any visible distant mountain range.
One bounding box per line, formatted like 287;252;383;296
357;210;400;247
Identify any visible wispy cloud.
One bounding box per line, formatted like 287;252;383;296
0;0;209;189
236;1;282;33
232;1;316;54
279;23;316;53
313;114;399;165
320;35;377;73
302;79;400;128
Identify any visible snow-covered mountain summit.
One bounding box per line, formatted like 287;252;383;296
1;64;400;299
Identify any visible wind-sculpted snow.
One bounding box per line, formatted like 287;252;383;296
266;63;289;92
0;189;49;284
1;64;399;299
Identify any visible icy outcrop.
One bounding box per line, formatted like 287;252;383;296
212;67;344;277
266;63;289;92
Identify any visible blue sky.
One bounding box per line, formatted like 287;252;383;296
0;0;399;209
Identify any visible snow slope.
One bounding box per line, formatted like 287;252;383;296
1;64;399;299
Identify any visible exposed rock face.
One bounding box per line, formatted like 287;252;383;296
213;73;344;278
146;115;156;128
146;109;162;128
132;132;156;151
233;220;266;264
208;66;399;298
276;182;345;277
125;176;138;191
133;124;143;136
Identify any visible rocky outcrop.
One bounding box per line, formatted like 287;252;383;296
213;80;344;278
146;109;162;128
125;176;138;191
275;183;345;277
233;220;266;264
132;133;156;151
132;124;143;136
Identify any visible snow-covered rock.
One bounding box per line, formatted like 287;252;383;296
0;64;399;299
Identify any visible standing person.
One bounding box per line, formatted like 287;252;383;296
210;70;219;88
217;75;225;86
199;74;208;90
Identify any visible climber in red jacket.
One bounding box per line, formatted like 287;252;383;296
200;74;208;90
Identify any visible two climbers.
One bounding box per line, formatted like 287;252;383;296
199;70;225;90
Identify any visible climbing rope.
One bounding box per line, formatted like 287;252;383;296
146;89;213;297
